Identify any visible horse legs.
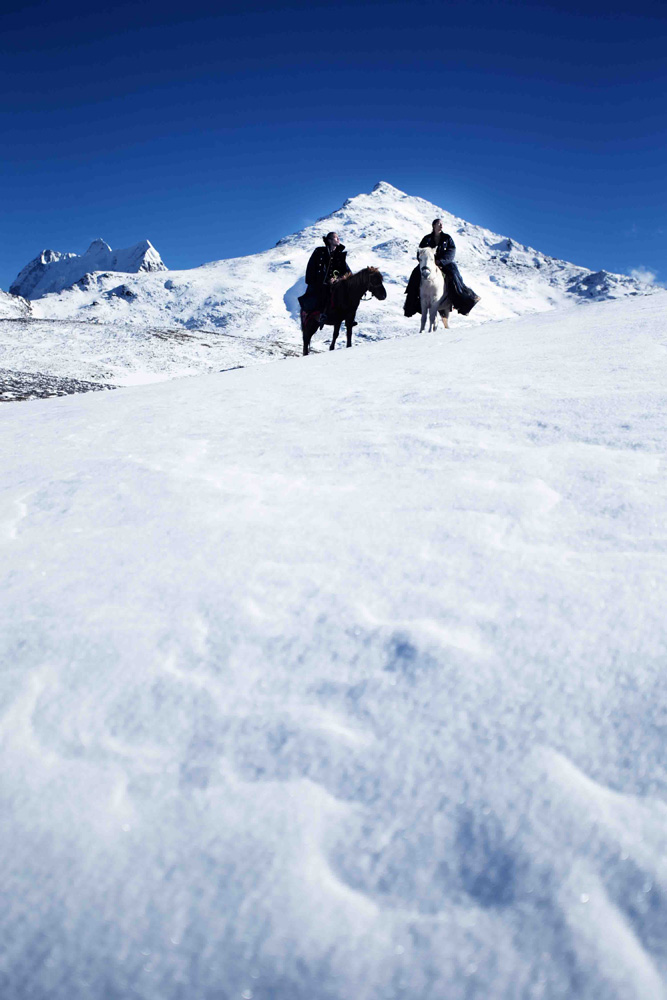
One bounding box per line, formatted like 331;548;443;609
420;304;429;333
439;297;451;330
302;317;316;355
303;326;311;355
429;303;439;332
346;317;354;348
329;320;342;350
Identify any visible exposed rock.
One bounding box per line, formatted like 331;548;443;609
107;284;137;300
567;269;641;301
0;367;117;403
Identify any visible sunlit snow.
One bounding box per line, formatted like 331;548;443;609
2;182;651;393
1;291;667;999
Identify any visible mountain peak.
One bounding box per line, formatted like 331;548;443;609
86;238;112;254
371;181;404;197
11;239;167;300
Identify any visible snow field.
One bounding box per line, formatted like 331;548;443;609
0;317;301;390
1;291;667;998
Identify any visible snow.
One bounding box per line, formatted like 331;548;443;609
2;289;667;998
23;181;650;343
10;238;166;300
1;182;653;393
0;317;300;390
0;289;31;319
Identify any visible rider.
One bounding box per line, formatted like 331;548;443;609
404;218;479;318
300;231;351;322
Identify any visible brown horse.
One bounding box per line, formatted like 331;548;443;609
301;267;387;356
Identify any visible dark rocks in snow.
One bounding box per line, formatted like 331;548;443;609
568;270;640;301
490;238;514;252
0;368;117;403
107;284;137;300
75;273;96;290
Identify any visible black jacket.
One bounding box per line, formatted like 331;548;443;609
419;231;456;267
305;244;351;287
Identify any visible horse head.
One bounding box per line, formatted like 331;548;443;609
417;246;436;278
366;266;387;300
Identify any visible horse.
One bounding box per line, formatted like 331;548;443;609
301;267;387;356
417;246;451;332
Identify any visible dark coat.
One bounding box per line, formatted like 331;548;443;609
305;244;350;287
419;231;456;267
405;231;478;317
300;243;351;313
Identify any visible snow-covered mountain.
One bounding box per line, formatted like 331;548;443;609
1;182;655;398
10;237;166;299
0;288;31;318
28;181;648;335
2;290;667;998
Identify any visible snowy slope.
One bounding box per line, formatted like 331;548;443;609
3;181;652;392
0;288;31;318
0;317;301;391
2;291;667;999
10;238;166;299
29;182;649;341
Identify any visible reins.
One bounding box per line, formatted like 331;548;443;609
331;268;382;309
360;268;376;301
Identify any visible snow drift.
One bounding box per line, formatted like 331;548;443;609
1;290;667;998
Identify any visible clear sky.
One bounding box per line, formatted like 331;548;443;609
1;0;665;291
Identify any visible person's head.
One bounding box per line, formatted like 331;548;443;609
324;232;341;248
432;218;443;234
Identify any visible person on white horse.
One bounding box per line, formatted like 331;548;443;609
404;218;480;323
416;244;451;332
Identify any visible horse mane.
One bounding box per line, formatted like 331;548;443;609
330;267;384;313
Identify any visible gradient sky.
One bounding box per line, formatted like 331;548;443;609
1;0;665;291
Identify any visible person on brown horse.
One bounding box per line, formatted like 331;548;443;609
299;231;351;326
404;218;480;319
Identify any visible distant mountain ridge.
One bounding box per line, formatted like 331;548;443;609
24;182;651;340
10;238;166;300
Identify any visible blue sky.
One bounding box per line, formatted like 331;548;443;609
1;0;665;290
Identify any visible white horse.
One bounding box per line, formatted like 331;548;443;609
417;246;451;332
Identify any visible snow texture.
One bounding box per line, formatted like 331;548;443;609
0;288;31;319
1;289;667;999
0;317;301;391
7;182;650;389
10;238;166;300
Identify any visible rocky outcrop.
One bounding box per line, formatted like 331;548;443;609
10;239;166;300
567;269;641;301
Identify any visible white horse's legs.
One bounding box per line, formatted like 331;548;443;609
440;299;451;329
420;305;429;333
